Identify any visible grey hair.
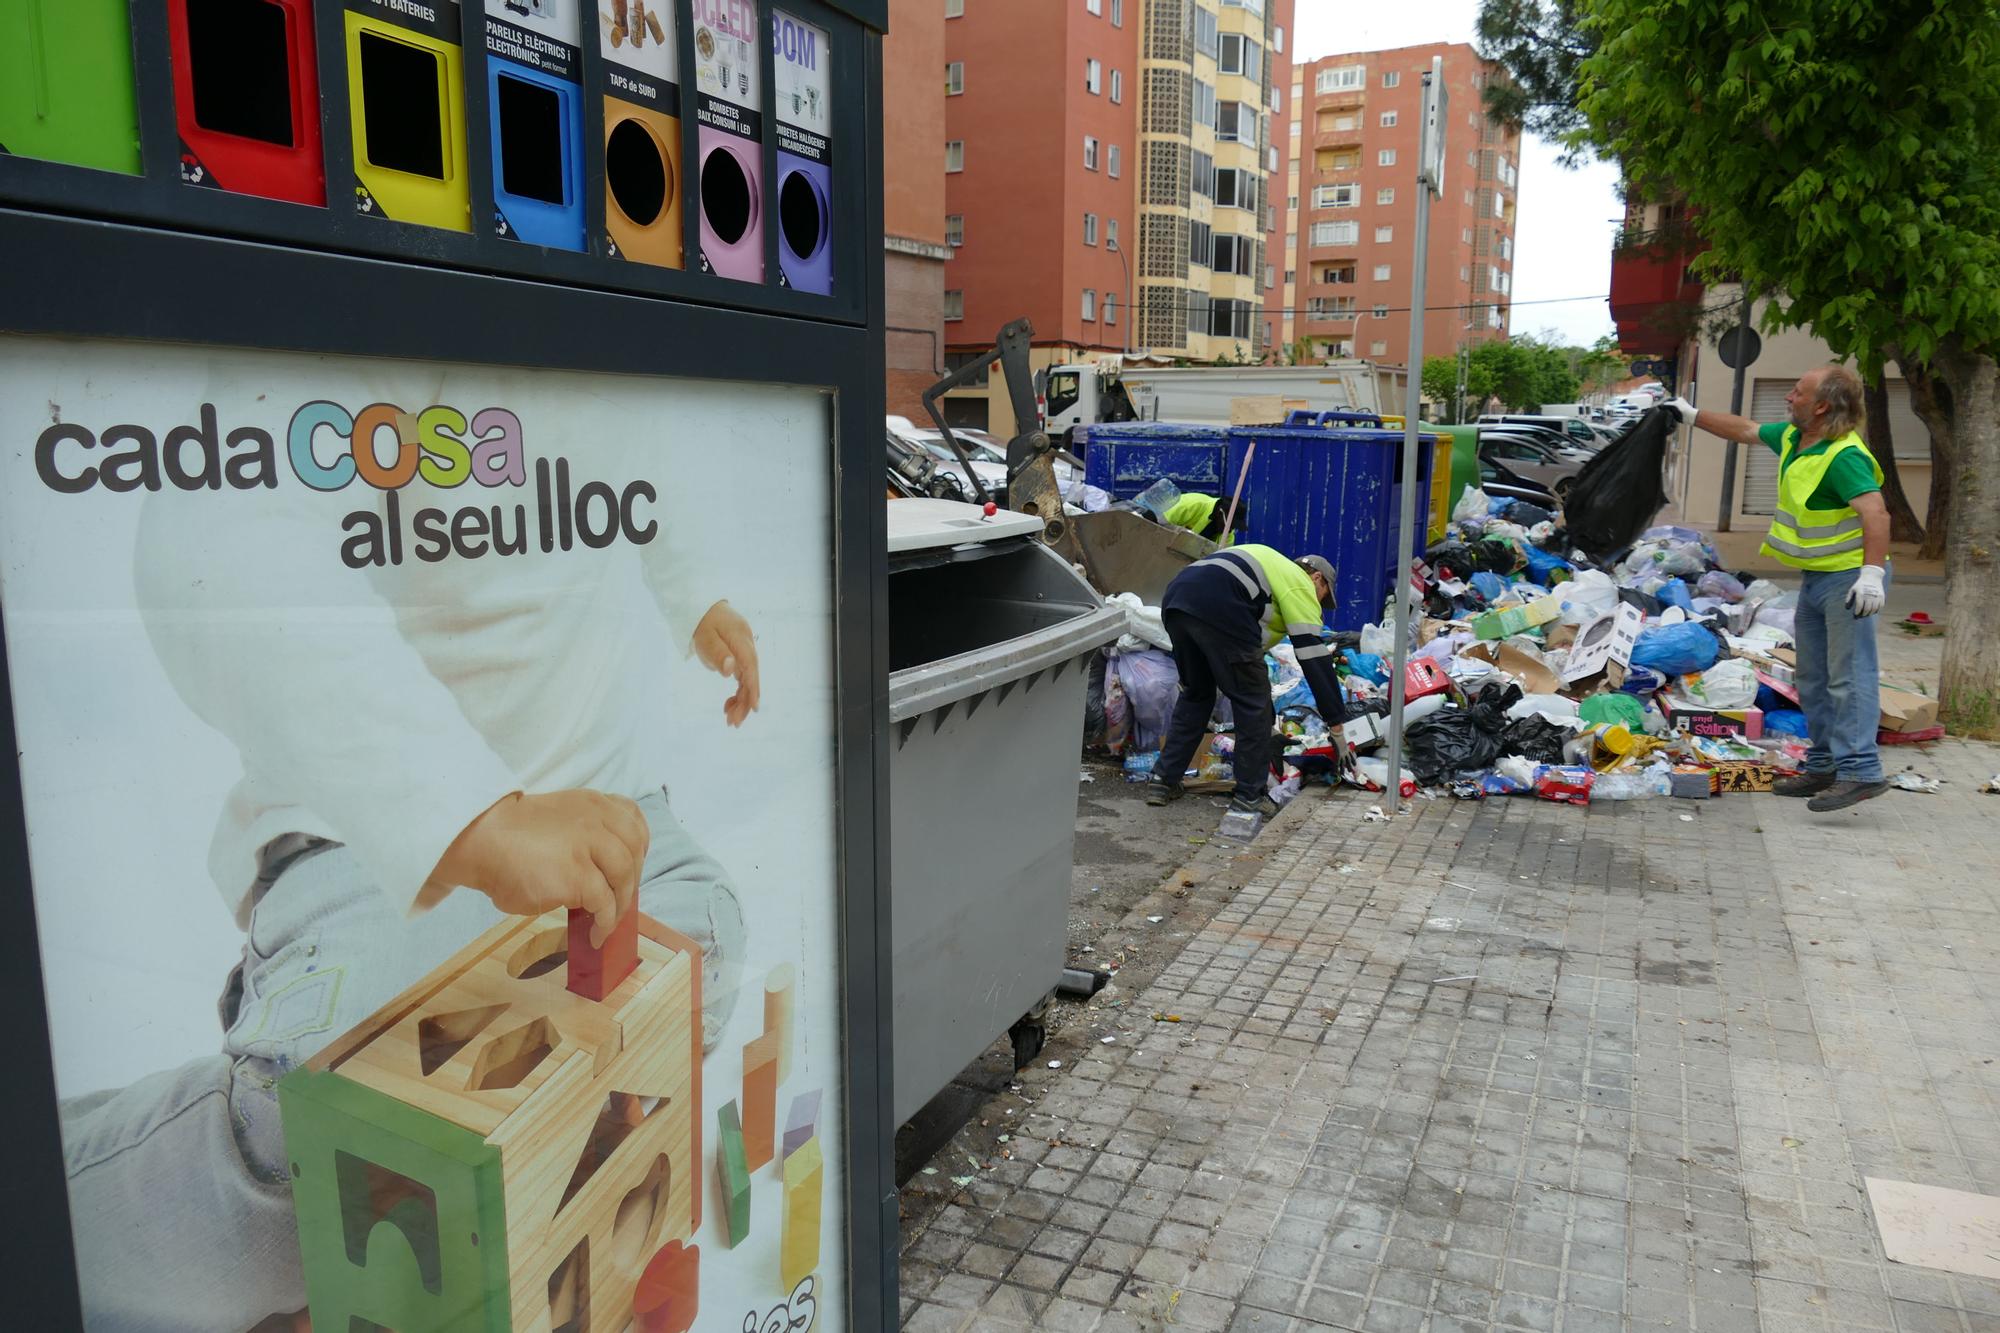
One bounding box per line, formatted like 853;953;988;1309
1814;364;1866;439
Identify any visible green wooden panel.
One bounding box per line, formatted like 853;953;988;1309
279;1067;516;1333
717;1099;751;1248
0;0;142;174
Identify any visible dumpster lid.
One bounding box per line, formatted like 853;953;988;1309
887;498;1045;553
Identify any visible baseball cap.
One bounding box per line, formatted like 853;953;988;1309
1297;555;1337;607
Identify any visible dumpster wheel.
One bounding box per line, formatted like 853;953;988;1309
1008;992;1054;1069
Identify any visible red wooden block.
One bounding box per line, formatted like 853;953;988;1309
566;905;638;1001
741;1031;781;1172
634;1239;700;1333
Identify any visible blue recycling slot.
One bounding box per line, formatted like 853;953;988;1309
488;57;586;252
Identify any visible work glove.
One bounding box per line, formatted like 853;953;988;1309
1663;396;1697;424
1846;564;1886;618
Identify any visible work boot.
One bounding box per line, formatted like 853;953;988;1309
1807;779;1891;812
1145;779;1185;807
1772;770;1838;798
1229;793;1282;820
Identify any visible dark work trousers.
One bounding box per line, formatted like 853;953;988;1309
1157;608;1275;803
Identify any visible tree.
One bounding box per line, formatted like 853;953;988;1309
1422;356;1460;419
1475;0;1595;159
1578;1;2000;737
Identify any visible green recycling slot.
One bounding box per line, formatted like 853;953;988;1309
0;0;143;174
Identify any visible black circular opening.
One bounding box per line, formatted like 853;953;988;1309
779;170;825;261
700;145;753;245
606;119;669;226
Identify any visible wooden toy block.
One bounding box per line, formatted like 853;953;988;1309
633;1238;699;1333
741;1031;780;1172
280;908;704;1333
763;963;795;1081
780;1135;823;1291
566;904;639;1001
715;1100;751;1248
782;1089;821;1164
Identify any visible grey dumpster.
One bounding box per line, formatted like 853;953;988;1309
888;499;1127;1125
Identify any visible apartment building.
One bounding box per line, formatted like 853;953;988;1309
939;0;1140;431
885;0;951;418
1280;43;1520;366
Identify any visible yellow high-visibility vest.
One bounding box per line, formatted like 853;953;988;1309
1758;429;1882;571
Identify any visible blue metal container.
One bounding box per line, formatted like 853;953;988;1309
1078;422;1233;503
1226;414;1437;633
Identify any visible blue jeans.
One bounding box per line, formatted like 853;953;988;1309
59;786;742;1332
1793;567;1885;781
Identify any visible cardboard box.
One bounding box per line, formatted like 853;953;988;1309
1711;762;1779;793
1879;686;1939;734
1405;659;1450;701
1341;711;1387;752
1563;604;1644;684
1472;596;1561;641
1670;707;1765;741
1460;641;1560;695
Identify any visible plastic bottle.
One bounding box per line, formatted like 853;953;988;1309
1593;768;1672;800
1353;757;1418;798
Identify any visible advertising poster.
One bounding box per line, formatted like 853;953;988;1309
688;0;766;282
771;10;831;295
0;335;844;1332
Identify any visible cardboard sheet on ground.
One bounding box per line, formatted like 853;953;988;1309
1460;642;1559;695
1865;1177;2000;1281
1562;604;1643;685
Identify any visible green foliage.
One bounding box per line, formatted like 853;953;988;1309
1466;336;1581;410
1575;0;2000;367
1422;356;1460;409
1476;0;1597;158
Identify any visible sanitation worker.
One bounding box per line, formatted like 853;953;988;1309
1666;364;1890;811
1161;490;1246;546
1146;545;1346;820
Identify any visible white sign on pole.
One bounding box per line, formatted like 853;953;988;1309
1418;55;1448;198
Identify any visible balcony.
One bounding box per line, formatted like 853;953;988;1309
1609;221;1706;356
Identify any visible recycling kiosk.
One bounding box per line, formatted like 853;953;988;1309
886;499;1126;1123
0;1;893;1328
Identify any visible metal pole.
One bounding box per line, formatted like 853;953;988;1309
1384;56;1444;815
1111;239;1132;358
1716;286;1752;531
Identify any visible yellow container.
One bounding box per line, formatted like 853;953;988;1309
345;12;470;232
1427;431;1452;545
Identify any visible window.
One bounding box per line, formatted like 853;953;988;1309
1382;70;1400;88
1284;268;1295;283
1374;225;1393;242
1311;220;1358;245
1320;263;1355;283
1104;293;1117;325
1377;187;1395;204
1107;144;1121;178
1194;6;1218;55
1499;235;1513;260
1287;194;1298;209
1274;24;1284;52
1373;263;1391;280
1316;65;1364;94
1111;0;1122;25
945;61;964;95
1084;212;1098;245
1106;218;1119;247
945;289;964;320
1372;303;1389;317
1217;101;1251;142
1191;150;1215;198
945;0;963;15
946;214;964;247
946;140;964;171
1085;59;1101;94
1219;35;1262;80
1378;148;1397;166
1215;168;1249;208
1460;265;1469;280
1086;0;1100;12
1084;135;1099;169
1190;220;1212;265
1193;79;1216;128
1265;264;1276;288
1081;288;1096;320
1464;189;1474;206
1110;69;1123;103
1463;227;1473;243
1212;234;1253;275
1494;191;1506;218
1370;340;1387;355
1379;110;1397;127
1272;85;1282;113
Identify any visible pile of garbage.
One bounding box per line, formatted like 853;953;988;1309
1325;489;1942;803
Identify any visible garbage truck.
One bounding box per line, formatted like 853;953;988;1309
1035;360;1399;445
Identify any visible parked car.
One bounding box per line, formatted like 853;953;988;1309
1477;414;1609;449
1478;432;1587;496
1478;423;1596;464
1474;459;1560;510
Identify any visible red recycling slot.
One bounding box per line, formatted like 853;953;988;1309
169;0;326;206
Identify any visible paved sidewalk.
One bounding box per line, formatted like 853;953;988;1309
898;738;2000;1333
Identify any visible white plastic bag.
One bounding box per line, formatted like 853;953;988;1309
1453;485;1491;524
1684;659;1758;709
1110;591;1172;651
1359;620;1397;656
1556;569;1620;626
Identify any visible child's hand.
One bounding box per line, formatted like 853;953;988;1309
429;790;650;946
693;601;761;727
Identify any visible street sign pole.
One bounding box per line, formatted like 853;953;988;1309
1384;55;1445;815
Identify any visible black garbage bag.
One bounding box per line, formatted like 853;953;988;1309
1465;679;1524;732
1501;714;1571;765
1405;709;1507;786
1562;406;1674;557
1426;540;1516;579
1510;501;1556;528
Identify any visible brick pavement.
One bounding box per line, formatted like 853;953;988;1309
898;737;2000;1332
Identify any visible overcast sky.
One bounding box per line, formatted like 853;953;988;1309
1291;0;1623;348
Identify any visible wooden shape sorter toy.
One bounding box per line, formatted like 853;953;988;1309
278;908;703;1333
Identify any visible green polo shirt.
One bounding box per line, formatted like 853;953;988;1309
1758;422;1881;510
